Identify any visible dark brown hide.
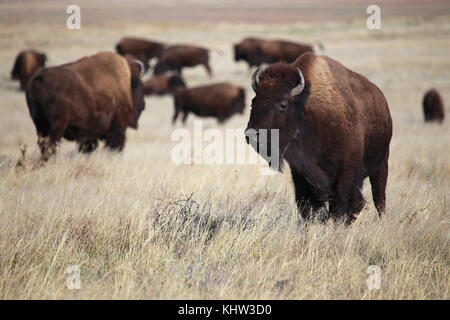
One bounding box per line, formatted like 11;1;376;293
154;45;212;76
143;73;186;96
246;52;392;224
423;89;445;123
173;83;245;123
11;50;47;90
234;38;313;67
116;37;164;63
25;52;145;159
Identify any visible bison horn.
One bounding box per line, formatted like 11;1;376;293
251;68;260;93
132;59;145;78
291;67;305;97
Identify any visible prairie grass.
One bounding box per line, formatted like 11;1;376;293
0;1;448;299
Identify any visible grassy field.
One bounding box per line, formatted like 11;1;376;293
0;1;449;299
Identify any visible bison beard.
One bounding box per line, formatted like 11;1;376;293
25;52;145;160
246;53;392;224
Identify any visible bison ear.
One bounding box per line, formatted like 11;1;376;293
251;68;260;93
291;67;305;97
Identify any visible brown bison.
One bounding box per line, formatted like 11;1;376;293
143;73;186;96
11;50;47;90
423;89;445;123
154;45;212;76
25;52;145;160
116;37;165;64
245;52;392;224
234;38;314;68
173;83;245;124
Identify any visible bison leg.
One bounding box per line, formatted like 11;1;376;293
292;170;324;220
330;172;366;224
105;117;126;151
370;154;389;217
182;111;189;124
203;62;212;77
78;140;99;153
38;118;67;161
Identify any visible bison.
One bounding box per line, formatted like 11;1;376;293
154;45;212;76
173;83;245;124
245;52;392;224
116;37;165;66
234;38;314;68
25;52;145;160
143;73;186;96
11;50;47;90
423;89;445;123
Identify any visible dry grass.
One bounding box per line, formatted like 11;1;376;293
0;1;449;299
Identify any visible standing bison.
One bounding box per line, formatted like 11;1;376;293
143;73;186;96
234;38;314;68
11;50;47;90
25;52;145;160
246;52;392;224
423;89;445;123
116;37;165;67
154;45;212;76
173;83;245;124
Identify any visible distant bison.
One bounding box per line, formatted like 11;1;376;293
25;52;145;160
423;89;445;123
173;83;245;123
11;50;47;90
116;37;164;64
234;38;314;68
143;73;186;96
246;52;392;224
154;45;212;76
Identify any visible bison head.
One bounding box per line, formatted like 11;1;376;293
234;44;243;62
245;63;310;167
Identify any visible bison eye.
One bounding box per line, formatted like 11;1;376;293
277;102;288;112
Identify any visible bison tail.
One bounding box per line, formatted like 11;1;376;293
25;82;37;120
25;74;44;120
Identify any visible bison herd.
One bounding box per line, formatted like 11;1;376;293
9;35;446;224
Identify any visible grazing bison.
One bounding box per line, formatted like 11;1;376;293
25;52;145;160
154;45;212;76
423;89;445;123
245;52;392;224
173;83;245;124
116;37;164;64
234;38;314;68
11;50;47;90
143;73;186;96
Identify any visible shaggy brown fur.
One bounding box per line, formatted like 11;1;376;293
423;89;445;123
25;52;145;160
173;83;245;124
11;50;47;90
143;73;186;96
246;52;392;224
234;38;313;67
154;45;212;76
116;37;164;63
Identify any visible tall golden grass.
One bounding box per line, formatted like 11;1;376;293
0;1;448;299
